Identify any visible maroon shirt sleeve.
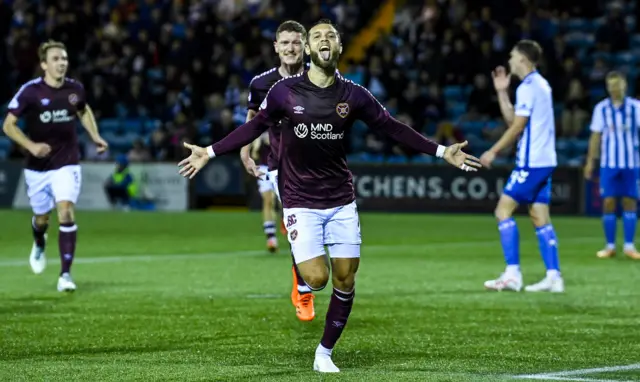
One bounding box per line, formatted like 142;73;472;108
76;81;87;112
354;86;440;156
7;82;33;118
211;83;284;156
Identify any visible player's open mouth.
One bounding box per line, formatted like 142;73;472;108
319;46;330;61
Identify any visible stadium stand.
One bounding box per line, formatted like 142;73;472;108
0;0;638;167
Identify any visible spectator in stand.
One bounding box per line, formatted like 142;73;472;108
561;79;590;138
595;2;630;52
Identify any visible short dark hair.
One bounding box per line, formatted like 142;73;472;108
606;71;626;82
514;40;542;66
311;18;339;32
276;20;307;41
38;40;66;63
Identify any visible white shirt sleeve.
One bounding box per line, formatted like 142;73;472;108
590;103;604;133
514;85;534;117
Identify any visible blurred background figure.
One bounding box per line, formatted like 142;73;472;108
104;154;138;211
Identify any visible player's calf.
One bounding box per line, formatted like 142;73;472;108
314;253;359;373
56;201;77;286
29;214;50;274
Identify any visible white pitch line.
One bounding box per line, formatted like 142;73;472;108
514;363;640;382
515;376;630;382
544;363;640;377
0;236;602;268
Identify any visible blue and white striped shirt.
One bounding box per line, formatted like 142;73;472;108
590;97;640;169
514;71;557;168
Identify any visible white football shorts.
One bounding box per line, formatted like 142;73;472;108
283;200;361;264
24;164;82;215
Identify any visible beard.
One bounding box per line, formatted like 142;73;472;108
310;48;338;71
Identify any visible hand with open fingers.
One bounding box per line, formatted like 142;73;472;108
479;151;496;168
492;66;511;91
443;141;482;172
178;142;210;179
29;142;52;158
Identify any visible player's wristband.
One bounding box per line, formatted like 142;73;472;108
436;145;446;158
206;146;216;158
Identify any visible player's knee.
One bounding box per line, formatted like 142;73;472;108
34;214;50;226
603;198;617;213
332;272;355;292
494;206;511;221
305;272;329;290
528;204;550;227
622;197;637;211
56;201;75;223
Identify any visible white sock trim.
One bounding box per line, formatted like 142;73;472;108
316;343;332;357
59;224;78;233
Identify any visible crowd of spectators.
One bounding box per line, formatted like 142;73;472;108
1;0;639;166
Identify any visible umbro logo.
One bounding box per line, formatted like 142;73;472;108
293;105;305;114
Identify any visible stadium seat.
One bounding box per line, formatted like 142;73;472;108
443;86;463;101
0;149;7;160
386;155;408;164
565;18;589;32
100;118;121;134
458;121;485;132
143;119;162;134
613;52;637;65
631;34;640;49
411;154;434;164
0;136;11;151
123;118;144;134
446;102;467;119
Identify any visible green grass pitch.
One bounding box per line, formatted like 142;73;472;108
1;209;639;381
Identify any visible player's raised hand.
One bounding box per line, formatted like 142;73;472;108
492;66;511;91
178;142;210;179
93;136;109;154
443;141;482;172
28;142;51;158
479;150;496;168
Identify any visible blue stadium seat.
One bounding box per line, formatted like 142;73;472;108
411;155;434;164
123;118;144;134
458;121;485;132
0;136;11;151
142;119;161;134
631;34;640;49
573;140;589;153
443;86;463;101
565;18;589;32
564;32;594;48
0;149;7;160
614;52;637;65
99;118;121;134
446;102;466;119
386;155;408;164
589;87;607;102
103;132;138;152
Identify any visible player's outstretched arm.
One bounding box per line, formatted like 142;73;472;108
373;116;481;171
179;111;273;179
78;104;108;153
357;86;481;171
2;113;51;158
479;116;528;168
492;66;515;125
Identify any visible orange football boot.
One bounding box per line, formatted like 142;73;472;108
267;237;278;253
596;248;615;258
624;247;640;259
291;265;315;321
